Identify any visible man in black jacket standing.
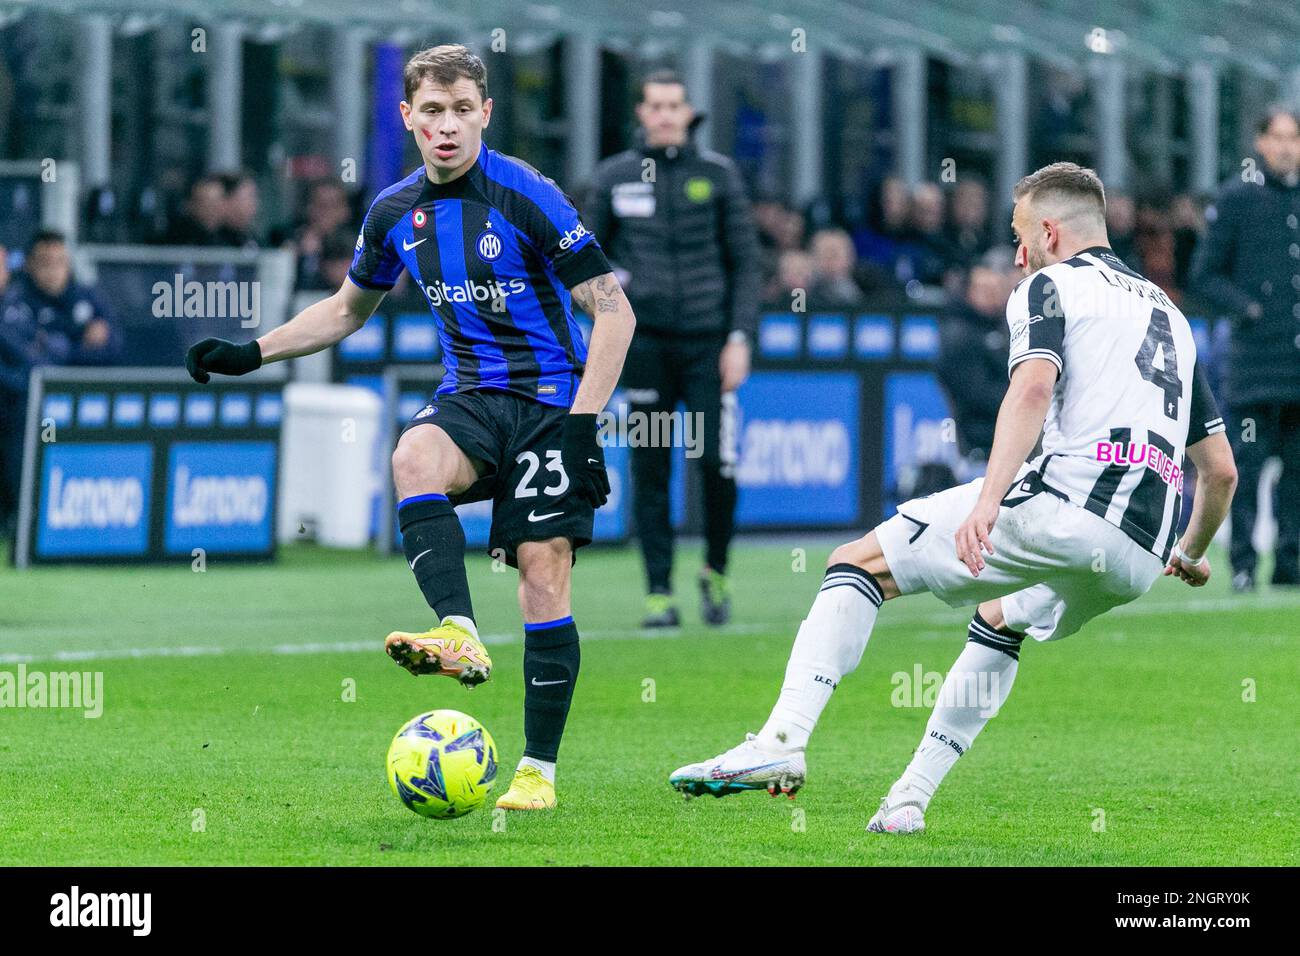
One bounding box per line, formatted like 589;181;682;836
1192;105;1300;590
586;70;762;627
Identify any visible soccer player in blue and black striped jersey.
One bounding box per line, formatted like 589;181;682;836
186;45;637;812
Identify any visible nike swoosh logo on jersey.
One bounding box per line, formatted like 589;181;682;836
528;510;563;522
408;548;433;570
530;677;568;686
402;237;427;251
587;458;600;465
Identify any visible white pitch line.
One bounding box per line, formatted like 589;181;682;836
1110;591;1300;616
0;645;230;665
1;592;1294;666
0;622;776;665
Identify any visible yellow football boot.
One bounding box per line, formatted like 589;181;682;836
384;621;492;686
494;765;556;811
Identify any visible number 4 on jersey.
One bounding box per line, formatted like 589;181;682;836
1134;307;1182;419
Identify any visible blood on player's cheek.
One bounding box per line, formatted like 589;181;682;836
422;128;433;141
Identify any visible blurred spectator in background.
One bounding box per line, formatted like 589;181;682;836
768;248;813;303
272;179;357;289
1105;192;1142;271
752;200;807;289
906;182;958;286
151;165;194;241
936;247;1018;475
808;228;864;308
80;185;122;244
1134;194;1180;300
161;174;228;246
751;194;786;244
772;204;806;254
1170;193;1207;292
751;194;786;297
3;230;119;366
0;232;119;528
855;176;912;276
1191;104;1300;591
314;228;360;291
949;177;992;265
220;171;263;249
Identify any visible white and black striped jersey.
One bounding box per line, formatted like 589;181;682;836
1006;246;1225;562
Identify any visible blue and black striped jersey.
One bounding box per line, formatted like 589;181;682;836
348;144;611;407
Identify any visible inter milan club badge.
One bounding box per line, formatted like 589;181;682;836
476;229;502;262
412;209;427;229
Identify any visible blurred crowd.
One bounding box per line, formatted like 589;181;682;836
69;160;1221;315
754;174;1213;313
72;161;1218;313
146;172;365;289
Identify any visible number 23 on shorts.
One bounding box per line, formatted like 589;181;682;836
514;449;570;500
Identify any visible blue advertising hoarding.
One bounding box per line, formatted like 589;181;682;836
164;441;278;555
734;371;860;526
36;443;154;558
882;370;959;515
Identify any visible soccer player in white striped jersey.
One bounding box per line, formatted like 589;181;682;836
669;162;1238;833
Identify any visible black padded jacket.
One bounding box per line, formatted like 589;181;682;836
583;128;762;341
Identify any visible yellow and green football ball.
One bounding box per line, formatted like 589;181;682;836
386;709;498;819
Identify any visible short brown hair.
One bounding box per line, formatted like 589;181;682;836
1013;162;1106;215
403;44;487;104
640;68;686;102
1257;103;1300;136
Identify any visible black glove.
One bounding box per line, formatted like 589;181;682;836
561;412;610;508
186;338;262;384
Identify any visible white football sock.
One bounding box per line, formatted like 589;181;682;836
442;615;478;639
895;618;1021;810
757;563;883;751
518;756;555;784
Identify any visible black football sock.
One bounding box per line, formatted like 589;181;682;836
397;494;474;623
521;617;580;762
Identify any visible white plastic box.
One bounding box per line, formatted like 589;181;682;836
277;383;383;548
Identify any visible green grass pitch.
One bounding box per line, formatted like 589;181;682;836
1;540;1296;866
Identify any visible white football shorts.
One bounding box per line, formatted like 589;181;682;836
876;472;1165;642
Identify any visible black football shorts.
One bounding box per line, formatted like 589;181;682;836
401;389;594;567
